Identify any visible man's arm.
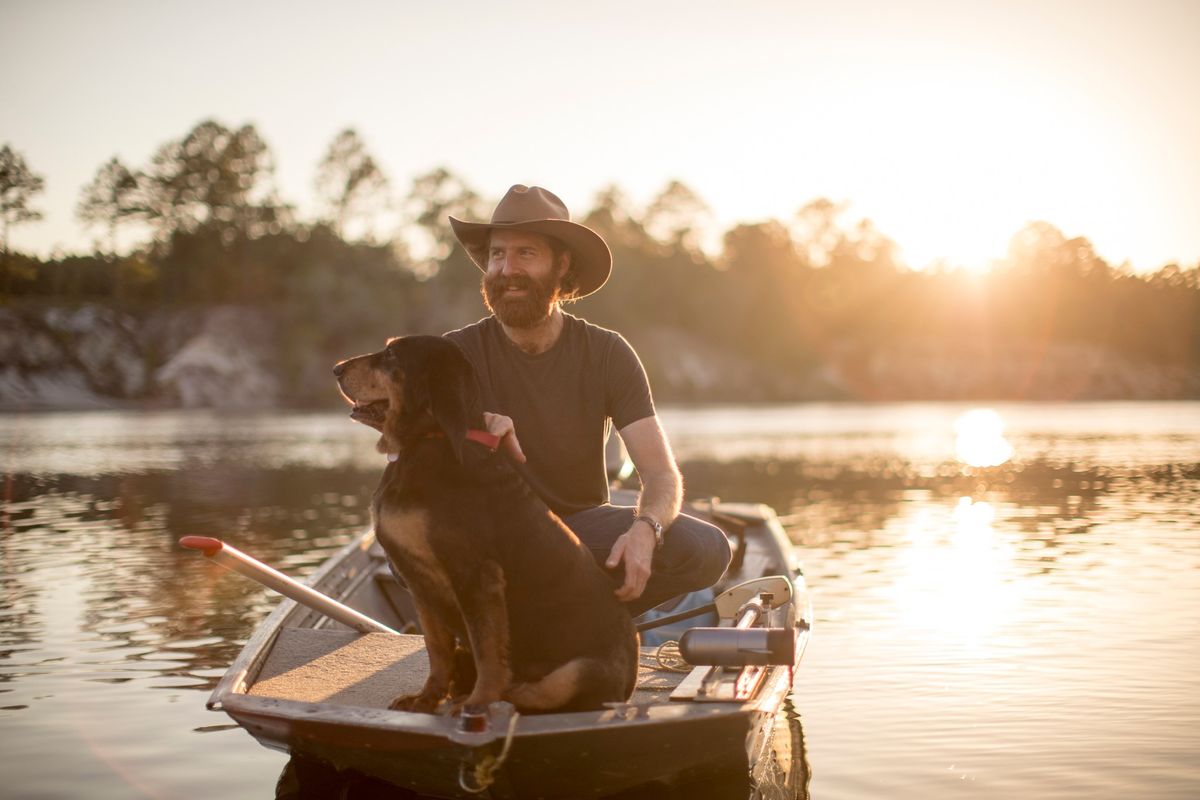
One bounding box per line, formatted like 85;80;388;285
621;415;682;530
606;415;682;602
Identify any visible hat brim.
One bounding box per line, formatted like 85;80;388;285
449;216;612;299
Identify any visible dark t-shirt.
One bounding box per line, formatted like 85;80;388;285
445;313;655;516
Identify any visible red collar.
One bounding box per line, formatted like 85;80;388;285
386;428;500;462
463;429;502;451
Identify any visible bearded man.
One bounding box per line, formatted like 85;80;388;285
444;185;730;616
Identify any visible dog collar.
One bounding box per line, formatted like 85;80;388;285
463;429;502;451
386;429;501;462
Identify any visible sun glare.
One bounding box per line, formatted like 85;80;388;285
890;497;1019;650
881;409;1023;647
815;51;1137;274
955;409;1014;468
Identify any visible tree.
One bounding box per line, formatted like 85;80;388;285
314;128;390;241
140;119;290;244
643;180;711;253
792;198;900;273
0;144;45;259
833;218;901;273
584;184;634;230
718;220;809;364
402;167;487;275
582;184;652;252
792;198;846;268
76;157;146;255
721;219;798;273
1004;221;1106;279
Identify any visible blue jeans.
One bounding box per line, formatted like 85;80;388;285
560;505;732;617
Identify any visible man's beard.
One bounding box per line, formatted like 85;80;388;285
481;271;563;329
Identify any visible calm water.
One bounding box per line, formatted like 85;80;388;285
2;402;1198;799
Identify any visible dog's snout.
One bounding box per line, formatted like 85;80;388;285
333;361;346;378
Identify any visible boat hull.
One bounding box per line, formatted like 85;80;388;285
206;495;812;798
227;696;762;799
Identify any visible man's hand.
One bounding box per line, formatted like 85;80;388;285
482;412;526;463
606;522;656;602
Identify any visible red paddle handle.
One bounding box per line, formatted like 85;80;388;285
179;536;223;557
177;535;397;635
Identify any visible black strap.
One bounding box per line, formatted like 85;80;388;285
635;602;718;633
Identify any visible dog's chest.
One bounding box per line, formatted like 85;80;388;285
373;503;456;595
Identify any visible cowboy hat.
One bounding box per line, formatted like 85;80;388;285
449;184;612;298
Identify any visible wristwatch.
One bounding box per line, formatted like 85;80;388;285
634;514;665;549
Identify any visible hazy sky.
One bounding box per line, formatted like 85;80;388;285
2;0;1198;271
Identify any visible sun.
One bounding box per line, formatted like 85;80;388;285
955;408;1014;468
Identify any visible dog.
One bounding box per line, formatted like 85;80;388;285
334;335;639;714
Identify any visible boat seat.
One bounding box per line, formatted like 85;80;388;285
736;541;778;580
248;628;690;709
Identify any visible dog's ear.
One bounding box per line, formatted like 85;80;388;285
389;337;428;419
392;337;478;463
427;341;479;463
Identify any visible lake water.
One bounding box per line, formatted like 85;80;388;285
2;402;1198;799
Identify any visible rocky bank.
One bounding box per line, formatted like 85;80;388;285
0;304;280;410
0;303;1196;410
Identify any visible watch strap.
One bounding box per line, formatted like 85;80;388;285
634;514;664;548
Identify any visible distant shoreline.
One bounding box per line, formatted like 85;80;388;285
4;397;1200;416
3;302;1197;412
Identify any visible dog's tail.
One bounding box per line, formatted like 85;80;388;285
506;657;632;713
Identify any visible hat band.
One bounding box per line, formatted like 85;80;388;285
491;215;568;225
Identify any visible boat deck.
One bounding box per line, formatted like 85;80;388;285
248;628;690;709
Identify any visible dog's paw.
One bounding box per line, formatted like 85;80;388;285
388;692;442;713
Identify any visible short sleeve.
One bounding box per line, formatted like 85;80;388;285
605;333;656;430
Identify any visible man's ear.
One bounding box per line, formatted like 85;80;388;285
555;249;578;299
428;343;478;463
556;249;572;282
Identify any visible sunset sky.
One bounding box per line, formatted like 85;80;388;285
2;0;1198;271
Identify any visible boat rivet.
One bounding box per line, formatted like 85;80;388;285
458;704;489;733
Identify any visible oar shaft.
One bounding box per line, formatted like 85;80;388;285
180;536;397;635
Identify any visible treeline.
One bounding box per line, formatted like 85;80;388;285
1;121;1198;401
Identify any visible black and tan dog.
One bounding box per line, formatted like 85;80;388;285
334;335;638;714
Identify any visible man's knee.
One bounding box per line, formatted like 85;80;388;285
664;514;733;586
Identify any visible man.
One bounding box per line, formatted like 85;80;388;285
445;184;730;617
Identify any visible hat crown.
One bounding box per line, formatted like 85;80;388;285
491;184;570;224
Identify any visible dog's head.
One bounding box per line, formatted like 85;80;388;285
334;336;480;461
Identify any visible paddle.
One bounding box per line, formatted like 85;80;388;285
179;536;399;635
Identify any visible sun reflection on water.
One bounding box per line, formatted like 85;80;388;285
954;408;1014;468
890;496;1020;652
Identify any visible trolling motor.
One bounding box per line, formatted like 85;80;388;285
679;617;795;667
677;577;797;667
